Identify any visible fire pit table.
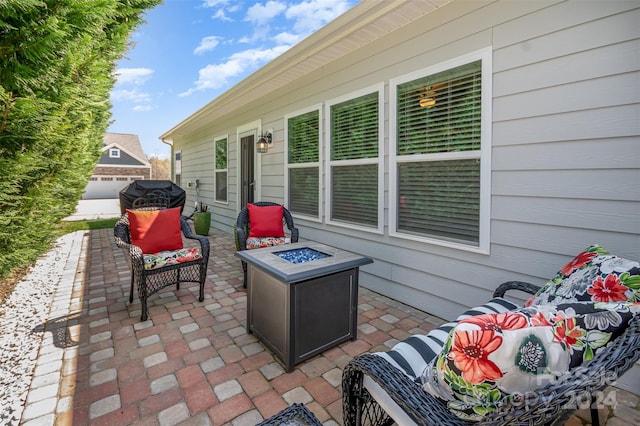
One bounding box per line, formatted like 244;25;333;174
236;241;373;372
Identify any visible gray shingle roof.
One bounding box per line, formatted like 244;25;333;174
104;132;149;163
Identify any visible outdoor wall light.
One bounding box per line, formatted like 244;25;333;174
256;131;272;153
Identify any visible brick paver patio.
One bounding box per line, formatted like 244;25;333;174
19;228;640;425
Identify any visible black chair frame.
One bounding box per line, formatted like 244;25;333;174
235;201;299;287
114;196;210;321
342;281;640;426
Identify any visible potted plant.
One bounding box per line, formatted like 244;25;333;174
193;203;211;236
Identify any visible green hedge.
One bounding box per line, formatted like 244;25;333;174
0;0;160;280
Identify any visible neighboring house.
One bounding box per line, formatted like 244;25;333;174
83;132;152;199
160;1;640;320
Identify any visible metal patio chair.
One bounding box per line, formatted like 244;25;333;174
343;278;640;426
114;192;210;321
235;201;299;287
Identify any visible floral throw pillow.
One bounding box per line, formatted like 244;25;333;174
143;247;202;270
246;237;290;250
527;245;640;306
421;301;640;421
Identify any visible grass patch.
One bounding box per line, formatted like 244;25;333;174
1;218;119;307
57;217;119;234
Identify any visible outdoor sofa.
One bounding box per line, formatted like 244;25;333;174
343;245;640;425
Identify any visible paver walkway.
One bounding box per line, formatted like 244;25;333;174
18;228;640;425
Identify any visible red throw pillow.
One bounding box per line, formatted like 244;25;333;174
247;204;285;238
127;207;183;254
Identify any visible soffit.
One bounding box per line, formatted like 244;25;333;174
162;0;453;139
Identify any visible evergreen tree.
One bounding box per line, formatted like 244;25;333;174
0;0;161;279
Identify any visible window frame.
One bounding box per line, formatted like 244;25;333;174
174;150;182;175
389;47;492;254
213;135;228;204
284;104;323;223
109;148;120;158
324;83;385;234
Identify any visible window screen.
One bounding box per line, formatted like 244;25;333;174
395;60;483;245
287;110;320;217
215;138;227;202
329;91;380;227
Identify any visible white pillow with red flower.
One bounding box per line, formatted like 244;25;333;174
245;237;291;250
527;244;640;306
421;301;640;421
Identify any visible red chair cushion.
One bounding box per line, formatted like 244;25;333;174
127;207;183;254
247;204;285;238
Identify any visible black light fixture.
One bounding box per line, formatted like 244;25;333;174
256;131;272;153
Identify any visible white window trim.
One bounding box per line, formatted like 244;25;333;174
213;135;229;205
284;104;323;223
324;83;385;234
389;47;492;254
236;119;262;212
109;148;120;158
174;150;182;175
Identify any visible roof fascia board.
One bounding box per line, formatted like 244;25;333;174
95;164;151;169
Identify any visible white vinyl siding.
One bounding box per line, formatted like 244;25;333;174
164;2;639;321
325;84;384;233
390;48;492;253
285;106;322;221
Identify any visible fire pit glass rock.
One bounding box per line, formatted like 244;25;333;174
275;247;331;264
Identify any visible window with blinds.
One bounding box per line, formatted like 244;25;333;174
328;90;380;228
393;56;486;247
286;110;320;217
331;92;378;160
214;137;227;202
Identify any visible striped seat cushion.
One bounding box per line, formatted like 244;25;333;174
373;297;520;380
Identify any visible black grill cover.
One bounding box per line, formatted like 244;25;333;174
119;180;186;214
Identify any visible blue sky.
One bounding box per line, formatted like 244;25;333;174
108;0;359;158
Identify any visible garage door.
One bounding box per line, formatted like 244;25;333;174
83;176;141;199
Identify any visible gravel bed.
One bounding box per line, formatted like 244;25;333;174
0;232;80;425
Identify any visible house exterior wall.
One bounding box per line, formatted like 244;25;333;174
98;150;146;166
169;1;640;320
84;133;152;199
93;166;151;179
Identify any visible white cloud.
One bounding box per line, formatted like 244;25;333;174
212;9;232;21
181;0;356;96
112;68;154;111
246;1;287;25
113;68;154;86
273;31;304;46
133;105;153;112
111;88;151;103
194;36;222;54
180;45;291;96
241;0;353;43
286;0;352;34
202;0;229;6
203;0;240;21
240;1;287;42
